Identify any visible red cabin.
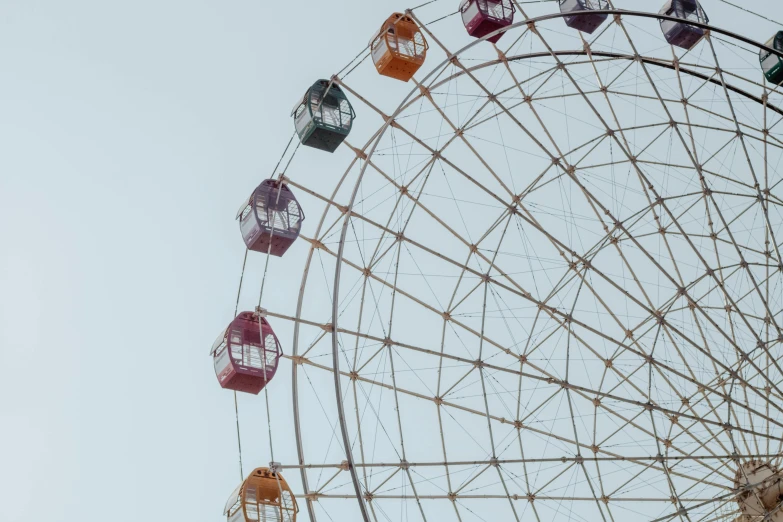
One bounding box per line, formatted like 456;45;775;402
211;311;282;395
237;180;305;257
460;0;515;44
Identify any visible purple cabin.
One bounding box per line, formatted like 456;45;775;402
237;180;305;257
460;0;515;44
559;0;609;35
659;0;708;50
210;312;282;395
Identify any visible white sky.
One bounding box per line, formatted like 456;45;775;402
0;0;779;521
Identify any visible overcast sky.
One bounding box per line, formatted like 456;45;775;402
0;1;779;521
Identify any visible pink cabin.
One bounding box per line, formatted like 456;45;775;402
237;180;305;257
659;0;708;50
559;0;609;34
460;0;515;44
211;312;282;395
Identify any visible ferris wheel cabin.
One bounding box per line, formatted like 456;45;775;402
559;0;609;34
459;0;515;44
760;32;783;85
237;180;304;257
211;312;282;395
292;80;355;153
370;13;428;82
224;467;299;522
658;0;708;50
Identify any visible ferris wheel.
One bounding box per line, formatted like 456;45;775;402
209;1;783;521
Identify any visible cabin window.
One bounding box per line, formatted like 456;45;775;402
761;51;779;74
293;102;306;119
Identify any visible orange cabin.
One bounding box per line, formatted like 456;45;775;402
370;13;428;82
224;467;299;522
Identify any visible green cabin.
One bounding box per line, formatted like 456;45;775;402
760;32;783;85
292;80;355;153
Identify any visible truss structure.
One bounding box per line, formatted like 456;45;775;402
237;4;783;522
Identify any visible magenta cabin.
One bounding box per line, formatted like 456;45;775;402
237;180;305;257
559;0;609;35
658;0;708;50
211;312;282;395
460;0;515;44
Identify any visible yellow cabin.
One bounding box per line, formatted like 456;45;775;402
224;467;298;522
370;13;428;82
